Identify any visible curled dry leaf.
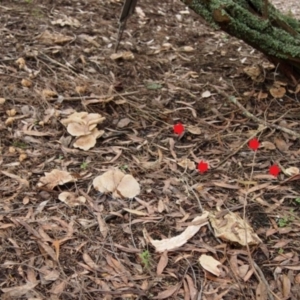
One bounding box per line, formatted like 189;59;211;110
201;90;211;98
243;65;265;82
110;51;135;60
135;7;146;19
61;112;105;137
186;125;201;135
93;169;140;199
209;212;262;246
16;57;26;69
73;128;104;151
260;141;276;150
181;46;194;52
117;117;131;128
5;117;15;125
274;137;290;152
42;89;57;98
199;254;222;277
144;211;209;252
75;85;87;94
39;266;60;283
61;111;87;126
177;158;195;170
269;86;286;98
21;79;32;87
285;167;299;176
58;192;86;207
37;169;75;189
37;30;73;45
19;153;27;162
51;16;81;27
6;109;16;117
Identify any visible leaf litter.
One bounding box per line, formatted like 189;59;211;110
0;0;300;299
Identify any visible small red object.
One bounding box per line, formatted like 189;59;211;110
173;122;184;135
248;138;260;151
198;161;209;173
269;164;280;177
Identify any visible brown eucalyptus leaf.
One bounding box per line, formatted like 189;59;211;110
156;251;168;275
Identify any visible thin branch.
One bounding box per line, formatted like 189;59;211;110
210;85;300;139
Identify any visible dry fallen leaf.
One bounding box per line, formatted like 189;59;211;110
199;254;222;277
285;167;299;176
37;30;73;45
177;158;195;170
1;282;39;297
144;211;209;252
37;169;75;189
209;211;262;246
75;85;87;94
6;109;16;117
260;141;276;150
83;252;100;271
181;46;194;52
157;251;168;275
186;125;201;135
51;16;81;27
110;51;135;60
42;89;58;98
96;212;108;238
201;90;211;98
117;117;131;128
281;274;291;298
135;6;146;19
60;111;105;150
61;112;105;137
16;57;26;69
93;169;140;199
73;128;104;151
256;281;268;300
1;170;29;188
153;283;181;299
274;137;290;152
21;78;32;87
244;65;265;82
269;86;286;98
58;192;86;207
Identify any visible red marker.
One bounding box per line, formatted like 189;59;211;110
173;122;184;135
248;138;260;151
269;164;280;177
198;161;209;173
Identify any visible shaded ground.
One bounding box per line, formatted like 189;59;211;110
0;0;300;299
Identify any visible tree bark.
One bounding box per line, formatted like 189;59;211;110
180;0;300;84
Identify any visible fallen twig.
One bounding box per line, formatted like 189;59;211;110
211;84;300;139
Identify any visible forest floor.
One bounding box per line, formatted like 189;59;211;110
0;0;300;299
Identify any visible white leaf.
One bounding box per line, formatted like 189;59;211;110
144;211;209;252
201;90;211;98
199;254;221;277
93;169;140;199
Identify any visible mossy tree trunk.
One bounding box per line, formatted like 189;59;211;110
180;0;300;84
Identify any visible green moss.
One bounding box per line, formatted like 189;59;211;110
181;0;300;60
